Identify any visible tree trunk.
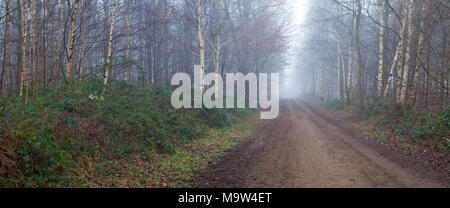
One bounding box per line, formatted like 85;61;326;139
341;44;346;102
337;38;344;101
440;24;448;109
212;0;224;95
54;0;63;85
346;18;354;104
319;63;324;99
65;0;80;82
124;0;131;82
411;0;429;106
36;1;44;93
377;0;386;96
76;0;87;80
103;0;118;85
44;1;55;91
197;0;205;92
1;0;12;97
19;0;29;98
355;0;364;110
29;0;37;93
395;0;409;103
385;0;407;100
311;69;316;96
399;0;416;105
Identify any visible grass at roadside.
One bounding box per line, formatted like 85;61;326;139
150;115;260;188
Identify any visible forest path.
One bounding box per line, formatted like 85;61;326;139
193;100;446;188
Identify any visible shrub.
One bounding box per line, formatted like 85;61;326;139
322;99;344;111
395;108;450;149
196;108;230;128
15;125;71;186
0;75;258;187
363;99;397;118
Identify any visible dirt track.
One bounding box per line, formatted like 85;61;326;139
194;100;448;188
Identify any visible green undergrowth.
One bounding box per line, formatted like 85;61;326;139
0;76;259;187
144;115;259;188
307;95;449;152
362;100;449;151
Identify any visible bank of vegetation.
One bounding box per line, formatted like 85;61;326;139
0;78;258;187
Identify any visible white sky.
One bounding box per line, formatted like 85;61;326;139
291;0;309;27
281;0;309;98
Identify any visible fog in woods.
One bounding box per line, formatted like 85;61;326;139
0;0;448;188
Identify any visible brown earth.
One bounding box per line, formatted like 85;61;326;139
193;100;448;188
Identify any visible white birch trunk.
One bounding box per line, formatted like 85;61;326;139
377;0;386;96
65;0;80;81
104;0;118;85
54;0;63;85
411;0;429;106
19;0;28;98
197;0;205;92
399;0;416;105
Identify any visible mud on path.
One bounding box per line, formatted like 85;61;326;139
193;100;448;188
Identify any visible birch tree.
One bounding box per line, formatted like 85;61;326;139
355;0;364;110
319;63;324;99
384;0;407;99
103;0;118;85
197;0;205;92
394;0;411;102
29;0;37;93
346;12;355;104
124;0;132;82
377;0;386;97
19;0;29;98
76;0;87;80
43;0;54;91
1;0;12;97
54;0;63;85
399;0;416;105
411;0;430;106
337;37;344;101
65;0;80;82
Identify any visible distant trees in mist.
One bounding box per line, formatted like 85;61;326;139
297;0;448;110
